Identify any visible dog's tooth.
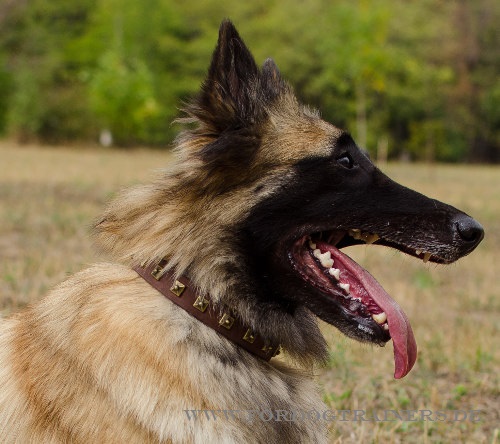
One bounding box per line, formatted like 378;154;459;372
416;249;422;256
313;249;322;259
366;234;380;244
423;252;431;263
359;232;377;244
308;240;317;250
328;268;340;280
383;323;390;331
323;258;334;268
349;229;362;240
339;283;350;294
371;312;387;325
319;251;334;268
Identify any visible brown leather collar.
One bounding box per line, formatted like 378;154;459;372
133;260;281;361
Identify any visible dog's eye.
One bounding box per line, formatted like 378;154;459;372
337;152;354;169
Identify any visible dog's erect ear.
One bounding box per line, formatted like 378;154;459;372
195;20;262;132
188;20;291;134
261;58;289;102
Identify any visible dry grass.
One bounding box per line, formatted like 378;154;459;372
1;142;498;443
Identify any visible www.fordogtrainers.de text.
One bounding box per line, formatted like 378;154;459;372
184;409;482;423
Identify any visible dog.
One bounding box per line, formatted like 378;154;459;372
0;20;483;443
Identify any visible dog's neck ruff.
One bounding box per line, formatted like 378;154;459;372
133;261;281;361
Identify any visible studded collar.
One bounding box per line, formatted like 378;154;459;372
133;260;281;361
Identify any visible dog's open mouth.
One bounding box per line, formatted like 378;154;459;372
289;230;419;379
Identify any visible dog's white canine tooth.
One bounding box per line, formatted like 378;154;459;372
371;312;387;325
313;249;322;259
339;283;350;294
329;268;340;280
423;252;431;263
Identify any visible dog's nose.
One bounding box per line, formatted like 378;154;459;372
454;215;484;245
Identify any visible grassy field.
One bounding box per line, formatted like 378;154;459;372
0;141;498;443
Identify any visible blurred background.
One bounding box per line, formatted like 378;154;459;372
0;2;499;442
0;0;498;161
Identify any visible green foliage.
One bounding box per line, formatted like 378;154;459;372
0;0;498;159
6;67;44;141
89;50;162;145
0;56;11;135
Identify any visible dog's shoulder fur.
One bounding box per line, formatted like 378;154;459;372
0;263;327;443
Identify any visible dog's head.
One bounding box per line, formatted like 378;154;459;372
96;20;484;378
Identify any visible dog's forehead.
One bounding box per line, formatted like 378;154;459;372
260;109;343;163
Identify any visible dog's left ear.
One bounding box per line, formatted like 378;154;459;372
194;20;262;132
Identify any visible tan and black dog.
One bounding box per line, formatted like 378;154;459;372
0;20;483;443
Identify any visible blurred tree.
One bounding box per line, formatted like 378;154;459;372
0;0;97;142
453;0;500;162
6;66;43;142
0;55;12;135
89;50;159;145
0;0;497;159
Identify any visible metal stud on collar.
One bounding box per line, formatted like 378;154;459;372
261;344;275;355
218;313;235;330
151;258;169;280
193;296;209;312
243;329;256;344
170;280;186;297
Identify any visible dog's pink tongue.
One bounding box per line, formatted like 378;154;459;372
327;246;418;379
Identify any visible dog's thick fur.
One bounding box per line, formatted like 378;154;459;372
0;21;483;443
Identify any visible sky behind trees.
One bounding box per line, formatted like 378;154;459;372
0;0;498;162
